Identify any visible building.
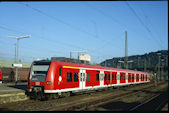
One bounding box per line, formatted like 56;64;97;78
78;54;91;63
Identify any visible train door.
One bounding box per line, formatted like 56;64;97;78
132;73;134;82
100;71;104;87
120;72;126;83
104;71;111;85
134;73;136;82
117;72;120;84
112;72;117;84
126;73;128;84
79;70;86;90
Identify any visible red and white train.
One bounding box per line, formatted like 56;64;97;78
27;60;151;99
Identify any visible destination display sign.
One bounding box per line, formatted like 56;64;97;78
12;64;23;68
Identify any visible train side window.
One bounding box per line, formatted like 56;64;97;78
136;74;139;80
142;74;143;80
59;67;62;75
67;72;72;82
80;73;82;81
96;74;99;81
112;74;114;80
104;74;107;81
120;74;124;80
115;74;116;80
120;74;125;80
131;75;132;80
74;73;78;82
120;73;123;80
108;74;110;80
87;73;90;81
128;75;130;80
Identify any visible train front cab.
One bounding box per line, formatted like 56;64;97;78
27;60;58;99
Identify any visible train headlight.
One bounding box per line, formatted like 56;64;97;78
46;81;52;85
59;76;62;82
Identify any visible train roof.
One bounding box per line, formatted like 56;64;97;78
32;60;149;74
52;60;149;74
33;60;51;65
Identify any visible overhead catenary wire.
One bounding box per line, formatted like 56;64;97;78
0;33;69;57
86;2;165;55
0;25;85;51
0;23;144;64
84;2;149;53
84;2;127;30
4;2;129;56
1;2;165;63
0;25;26;35
125;2;163;49
0;25;110;58
140;7;165;49
0;25;114;62
18;2;125;52
18;2;98;40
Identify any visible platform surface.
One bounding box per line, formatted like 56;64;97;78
0;82;28;104
0;82;27;93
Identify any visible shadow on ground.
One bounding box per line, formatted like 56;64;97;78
97;101;140;111
8;85;27;91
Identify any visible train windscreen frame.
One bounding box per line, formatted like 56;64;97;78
30;61;51;82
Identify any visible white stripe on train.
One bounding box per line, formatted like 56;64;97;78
44;81;150;93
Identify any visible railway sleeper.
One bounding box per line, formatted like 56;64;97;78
61;92;72;97
45;93;59;100
28;91;43;100
27;91;59;101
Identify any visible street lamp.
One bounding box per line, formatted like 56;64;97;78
8;35;31;84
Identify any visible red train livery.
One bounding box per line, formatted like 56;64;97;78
27;60;150;99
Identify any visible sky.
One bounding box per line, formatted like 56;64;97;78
0;1;168;63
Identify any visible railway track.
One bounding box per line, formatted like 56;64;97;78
84;82;168;111
129;90;168;111
0;81;167;111
47;81;167;111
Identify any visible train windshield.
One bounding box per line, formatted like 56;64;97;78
30;61;51;82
